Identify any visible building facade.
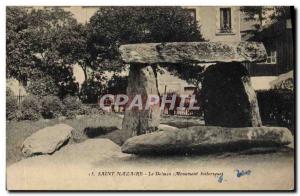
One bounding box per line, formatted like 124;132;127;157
241;7;294;77
21;6;244;95
244;18;294;76
62;6;242;43
185;6;241;42
61;6;243;94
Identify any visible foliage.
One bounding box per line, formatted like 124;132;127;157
240;6;292;32
7;7;206;99
7;114;122;165
104;74;128;95
6;87;15;97
273;78;293;92
87;7;204;72
78;104;104;115
79;74;104;103
89;6;205;92
240;7;270;31
257;89;294;133
6;88;18;120
164;63;205;90
161;63;205;116
26;75;59;97
62;95;83;118
18;95;41;121
41;95;64;119
6;7;81;97
6;7;33;84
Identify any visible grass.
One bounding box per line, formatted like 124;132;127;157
6;113;123;166
7;113;289;166
6;113;206;166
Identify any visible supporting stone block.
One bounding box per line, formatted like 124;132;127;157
122;65;161;138
202;62;262;127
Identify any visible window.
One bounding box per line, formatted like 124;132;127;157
259;50;277;64
266;51;277;64
286;19;292;29
219;8;232;33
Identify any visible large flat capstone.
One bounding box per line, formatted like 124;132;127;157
121;126;293;155
21;124;73;157
119;42;267;64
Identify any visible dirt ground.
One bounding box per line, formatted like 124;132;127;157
6;113;203;165
6;113;123;165
7;138;294;191
6;114;294;190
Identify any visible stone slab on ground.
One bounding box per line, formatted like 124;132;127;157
160;115;204;128
21;123;73;157
121;126;293;155
119;42;267;64
7;138;294;190
158;124;179;131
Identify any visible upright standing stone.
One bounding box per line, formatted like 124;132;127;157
202;62;262;127
122;64;160;139
241;75;262;126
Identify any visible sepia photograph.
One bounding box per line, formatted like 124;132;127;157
5;5;295;191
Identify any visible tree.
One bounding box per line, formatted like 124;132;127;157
26;74;59;97
6;7;82;97
104;74;128;95
241;6;292;32
79;73;105;103
87;7;204;72
60;23;91;81
240;7;267;31
85;6;205;101
6;7;33;84
165;63;204;90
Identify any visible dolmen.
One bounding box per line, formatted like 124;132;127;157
118;41;293;154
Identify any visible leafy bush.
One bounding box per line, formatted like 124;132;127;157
88;7;204;60
26;76;59;97
257;89;294;132
19;95;41;120
41;95;64;119
77;104;91;115
6;88;18;121
80;78;103;103
79;104;103;115
104;74;128;95
62;95;83;119
26;73;80;99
